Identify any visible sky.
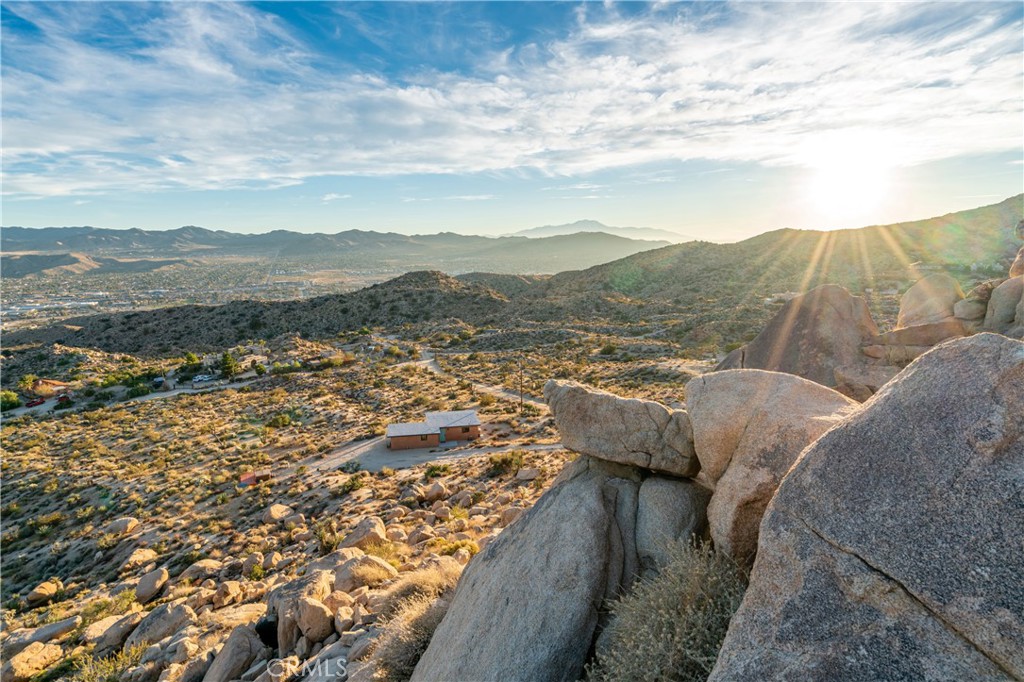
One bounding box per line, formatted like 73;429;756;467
2;1;1022;242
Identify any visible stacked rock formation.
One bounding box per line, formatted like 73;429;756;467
710;333;1024;680
413;375;859;682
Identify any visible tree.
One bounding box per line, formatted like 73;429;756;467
0;390;21;411
17;374;38;392
183;352;200;365
220;351;239;379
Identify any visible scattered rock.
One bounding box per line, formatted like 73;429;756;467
177;558;223;585
686;369;859;563
0;642;63;682
515;467;541;481
262;504;294;525
136;567;169;604
710;334;1024;680
715;284;879;389
92;610;146;657
125;602;198;649
334;555;398;593
896;273;964;328
296;596;335;643
2;615;81;657
121;547;158;573
106;516;140;535
339;516;387;550
202;625;270;682
544;379;698;477
213;581;243;609
25;578;62;607
833;364;899;402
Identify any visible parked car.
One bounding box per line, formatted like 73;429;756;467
25;397;45;407
193;375;213;382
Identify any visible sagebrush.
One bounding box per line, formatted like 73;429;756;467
586;542;748;682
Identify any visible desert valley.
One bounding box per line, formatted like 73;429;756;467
2;1;1023;681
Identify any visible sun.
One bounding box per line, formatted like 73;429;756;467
800;131;895;226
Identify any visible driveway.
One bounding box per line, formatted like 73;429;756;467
408;350;547;410
298;436;563;475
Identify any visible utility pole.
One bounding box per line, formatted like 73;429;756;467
518;355;524;414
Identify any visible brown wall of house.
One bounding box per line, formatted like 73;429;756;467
442;425;480;442
388;433;440;451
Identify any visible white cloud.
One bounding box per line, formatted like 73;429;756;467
321;193;352;203
2;2;1020;198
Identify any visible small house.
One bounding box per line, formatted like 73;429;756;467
385;409;481;451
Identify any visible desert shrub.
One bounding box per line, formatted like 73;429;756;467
350;561;398;588
1;390;21;411
599;343;618;355
377;560;463;619
337;476;365;496
70;644;145;682
428;538;479;558
373;594;451;682
423;463;450;479
477;393;496;407
487;451;524;477
314;519;341;555
586;542;747;682
340;460;362;474
364;540;400;565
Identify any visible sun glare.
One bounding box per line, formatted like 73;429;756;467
800;131;895;226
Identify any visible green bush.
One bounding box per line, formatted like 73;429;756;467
70;644;145;682
487;451;524;477
586;542;747;682
1;390;21;411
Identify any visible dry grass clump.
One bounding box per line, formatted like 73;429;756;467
586;542;747;682
349;562;399;589
377;559;463;619
70;644;145;682
372;593;452;682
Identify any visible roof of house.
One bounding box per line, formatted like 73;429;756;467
385;410;481;438
385;421;439;438
426;409;481;428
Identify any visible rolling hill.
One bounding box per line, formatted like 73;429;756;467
5;195;1020;354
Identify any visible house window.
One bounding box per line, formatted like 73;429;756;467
461;427;470;433
420;435;428;441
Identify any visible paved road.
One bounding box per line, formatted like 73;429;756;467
3;376;260;418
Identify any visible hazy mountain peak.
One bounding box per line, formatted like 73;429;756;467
511;220;697;243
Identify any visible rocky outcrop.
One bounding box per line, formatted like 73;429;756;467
715;284;879;389
543;379;698;477
710;334;1024;680
124;602;197;649
412;456;638;682
686;369;859;563
896;273;964;328
983;276;1023;335
1010;246;1024;278
25;579;62;607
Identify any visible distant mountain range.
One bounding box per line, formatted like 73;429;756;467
510;220;697;243
0;225;670;276
8;195;1021;355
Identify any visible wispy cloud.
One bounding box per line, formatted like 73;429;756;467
2;2;1020;198
321;192;352;203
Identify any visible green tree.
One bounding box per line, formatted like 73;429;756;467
254;363;266;376
0;390;21;411
17;374;38;392
183;352;200;365
220;351;239;379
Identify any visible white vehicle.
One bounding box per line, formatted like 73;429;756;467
193;374;214;383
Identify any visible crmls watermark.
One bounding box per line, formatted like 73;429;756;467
267;657;348;680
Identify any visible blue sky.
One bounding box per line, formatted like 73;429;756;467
2;1;1021;241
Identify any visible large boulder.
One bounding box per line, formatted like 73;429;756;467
544;379;698;477
124;602;197;649
266;569;334;655
715;284;879;388
983;276;1023;335
686;369;860;563
1010;246;1024;278
710;334;1024;680
201;625;270;682
896;273;964;328
136;567;168;604
833;364;898;402
92;610;146;657
338;516;387;550
25;579;62;607
0;642;62;682
2;615;80;657
634;477;711;575
870;318;966;347
412;456;639;682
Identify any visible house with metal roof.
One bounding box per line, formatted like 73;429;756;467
385;409;481;450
